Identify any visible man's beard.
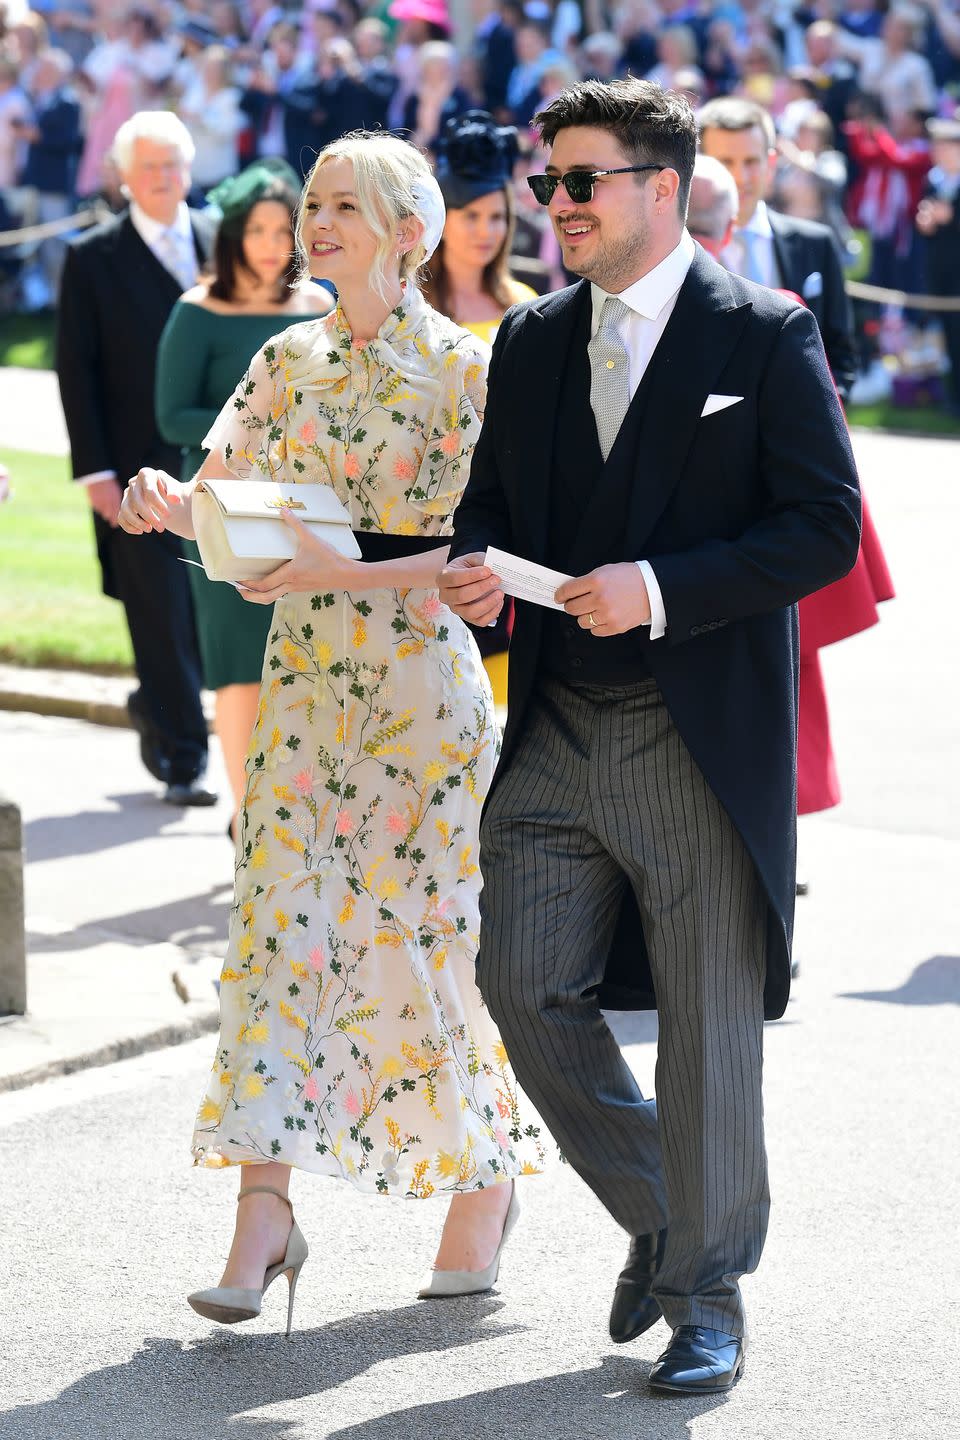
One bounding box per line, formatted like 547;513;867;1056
558;212;651;292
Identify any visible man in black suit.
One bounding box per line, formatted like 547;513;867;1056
698;95;857;400
439;79;860;1395
56;110;216;804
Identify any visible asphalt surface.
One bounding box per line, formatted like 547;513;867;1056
0;429;958;1438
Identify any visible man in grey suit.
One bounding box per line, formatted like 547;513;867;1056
439;79;861;1395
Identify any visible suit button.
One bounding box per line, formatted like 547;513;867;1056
690;625;701;637
571;657;583;668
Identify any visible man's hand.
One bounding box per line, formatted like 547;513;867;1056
916;197;953;234
555;563;651;637
118;468;183;534
438;552;504;627
86;475;124;527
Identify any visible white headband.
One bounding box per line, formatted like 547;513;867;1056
410;172;446;262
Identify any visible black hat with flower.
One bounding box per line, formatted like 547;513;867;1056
434;110;520;209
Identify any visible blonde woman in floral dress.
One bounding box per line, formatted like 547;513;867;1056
119;132;543;1331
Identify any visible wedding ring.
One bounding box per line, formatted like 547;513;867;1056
588;613;598;628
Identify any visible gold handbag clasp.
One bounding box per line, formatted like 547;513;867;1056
265;496;306;511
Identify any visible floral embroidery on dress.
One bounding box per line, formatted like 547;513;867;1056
192;285;544;1193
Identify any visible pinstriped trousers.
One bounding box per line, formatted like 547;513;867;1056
477;676;769;1336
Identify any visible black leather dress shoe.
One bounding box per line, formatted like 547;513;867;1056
609;1228;666;1343
648;1326;744;1395
163;778;219;807
126;692;171;785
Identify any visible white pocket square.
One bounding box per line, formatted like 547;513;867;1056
802;270;823;299
701;393;743;418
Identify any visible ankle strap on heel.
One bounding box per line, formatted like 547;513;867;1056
238;1185;293;1212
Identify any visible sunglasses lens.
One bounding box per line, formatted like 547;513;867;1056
527;174;556;205
565;174;594;204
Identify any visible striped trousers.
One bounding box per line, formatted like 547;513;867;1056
477;676;769;1336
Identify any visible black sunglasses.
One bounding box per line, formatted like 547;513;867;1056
526;164;668;206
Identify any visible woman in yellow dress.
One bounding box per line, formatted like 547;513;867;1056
119;132;543;1333
423;111;538;706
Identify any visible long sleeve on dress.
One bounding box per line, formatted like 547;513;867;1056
155;302;222;452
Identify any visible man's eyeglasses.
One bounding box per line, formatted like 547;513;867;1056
526;164;668;207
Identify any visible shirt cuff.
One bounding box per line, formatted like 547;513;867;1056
75;470;118;487
636;559;666;640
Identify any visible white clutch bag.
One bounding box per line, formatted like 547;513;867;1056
192;478;361;582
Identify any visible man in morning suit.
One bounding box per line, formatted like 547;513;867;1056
56;110;216;804
439;79;861;1395
698;95;857;402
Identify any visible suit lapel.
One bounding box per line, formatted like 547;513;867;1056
768;209;801;295
521;282;591;560
113;213;182;333
190;210;216;267
624;246;752;551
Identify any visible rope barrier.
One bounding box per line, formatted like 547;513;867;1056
0;208;959;310
845;279;960;313
0;203;110;249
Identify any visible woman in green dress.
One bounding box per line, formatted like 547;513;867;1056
156;161;332;835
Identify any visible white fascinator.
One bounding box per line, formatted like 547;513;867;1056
410;172;446;262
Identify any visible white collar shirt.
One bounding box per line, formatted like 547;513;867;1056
588;229;696;641
589;228;696;398
130;201;197;289
722;201;781;288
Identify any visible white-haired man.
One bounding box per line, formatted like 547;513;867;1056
686;153;739;256
56;110;217;804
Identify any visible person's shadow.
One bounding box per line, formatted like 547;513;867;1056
0;1306;727;1440
326;1353;728;1439
841;955;960;1006
0;1303;522;1440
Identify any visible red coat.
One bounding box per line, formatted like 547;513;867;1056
798;494;894;813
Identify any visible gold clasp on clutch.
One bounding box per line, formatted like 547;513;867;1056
265;497;306;511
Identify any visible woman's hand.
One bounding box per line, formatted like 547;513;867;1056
237;506;361;604
119;468;185;534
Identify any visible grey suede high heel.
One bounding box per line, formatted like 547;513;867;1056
188;1185;308;1338
417;1183;519;1299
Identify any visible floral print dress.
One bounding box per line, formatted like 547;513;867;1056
191;284;544;1195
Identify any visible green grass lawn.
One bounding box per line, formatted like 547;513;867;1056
0;446;134;671
0;311;56;370
848;401;960;436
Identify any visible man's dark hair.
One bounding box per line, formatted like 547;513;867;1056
534;78;698;215
697;96;777;151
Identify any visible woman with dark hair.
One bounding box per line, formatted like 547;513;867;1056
424;110;537;704
156;160;332;836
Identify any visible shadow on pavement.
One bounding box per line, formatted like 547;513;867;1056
0;1302;528;1440
23;792;221;863
26;882;233;954
327;1353;728;1440
840;954;960;1006
604;1010;659;1046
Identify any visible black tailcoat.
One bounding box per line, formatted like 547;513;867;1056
56;209;216;598
767;207;856;402
449;245;861;1020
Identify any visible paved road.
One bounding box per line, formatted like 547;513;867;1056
1;429;958;1438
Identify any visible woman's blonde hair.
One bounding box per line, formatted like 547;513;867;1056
297;132;434;301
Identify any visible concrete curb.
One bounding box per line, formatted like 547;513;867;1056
0;1005;219;1094
0;664;214;729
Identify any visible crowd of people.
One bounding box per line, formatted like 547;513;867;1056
1;0;960;406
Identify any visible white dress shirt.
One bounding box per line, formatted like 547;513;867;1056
130;200;198;290
721;201;781;289
78;203;197;488
589;228;695;640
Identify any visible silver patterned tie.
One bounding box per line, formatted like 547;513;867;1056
157;226;197;292
588;295;631;461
